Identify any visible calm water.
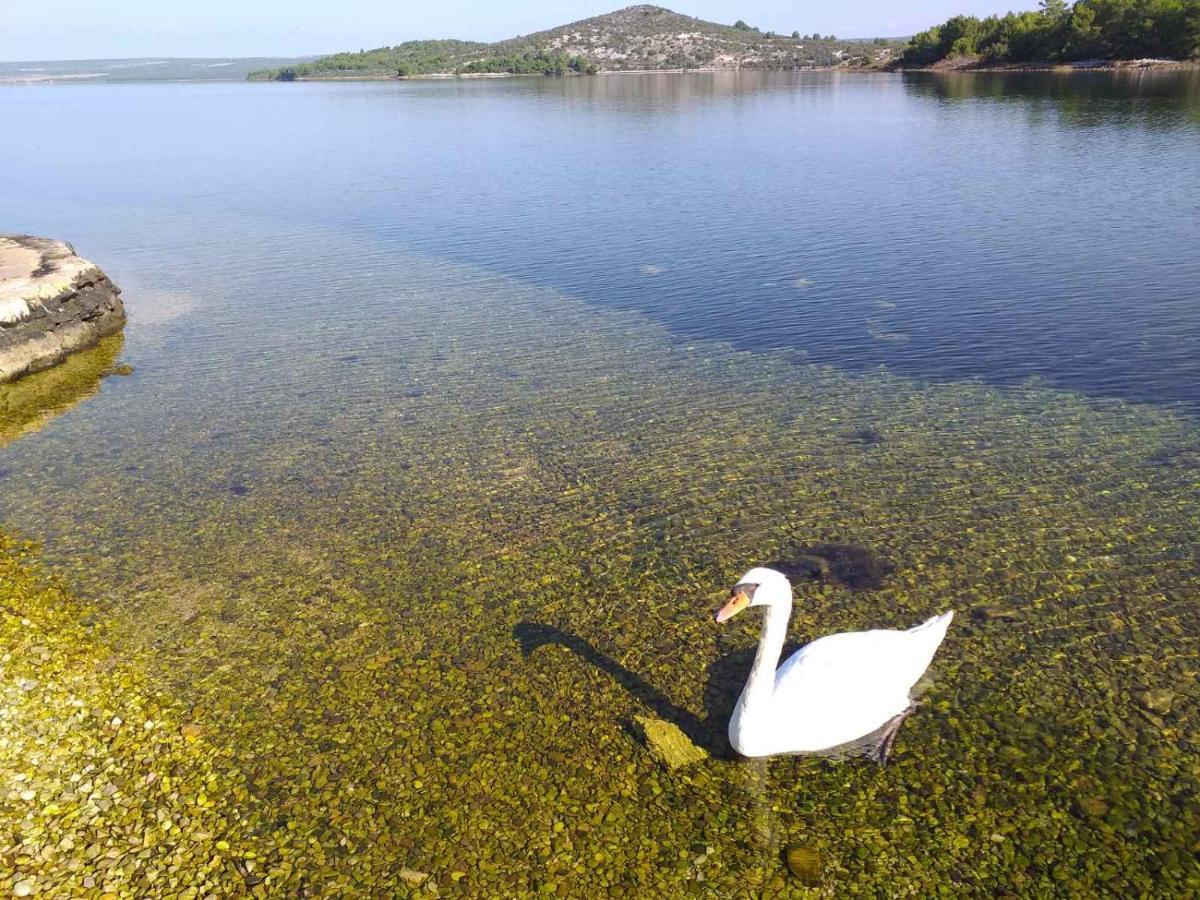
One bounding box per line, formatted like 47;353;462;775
1;71;1198;896
5;71;1200;407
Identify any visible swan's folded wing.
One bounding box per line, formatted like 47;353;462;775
774;627;942;704
762;621;953;752
765;631;913;751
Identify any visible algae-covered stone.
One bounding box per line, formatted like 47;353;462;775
1076;796;1110;819
1136;689;1174;715
633;716;707;771
785;845;822;885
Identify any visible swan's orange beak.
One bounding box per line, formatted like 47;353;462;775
715;588;751;624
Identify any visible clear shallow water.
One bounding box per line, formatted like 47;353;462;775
0;73;1198;896
4;70;1200;407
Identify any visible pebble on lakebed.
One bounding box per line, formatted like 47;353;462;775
785;845;822;885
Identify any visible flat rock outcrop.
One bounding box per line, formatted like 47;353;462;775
0;235;126;383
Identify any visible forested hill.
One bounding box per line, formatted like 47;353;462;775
902;0;1200;67
248;5;900;80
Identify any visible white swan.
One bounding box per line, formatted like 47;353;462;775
715;566;953;761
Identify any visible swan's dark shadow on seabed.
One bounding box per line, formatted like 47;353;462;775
513;543;907;763
512;624;815;875
513;621;800;761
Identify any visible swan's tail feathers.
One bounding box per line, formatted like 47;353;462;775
905;611;954;685
908;610;954;636
908;611;955;658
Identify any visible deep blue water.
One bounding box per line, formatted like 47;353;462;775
3;69;1199;408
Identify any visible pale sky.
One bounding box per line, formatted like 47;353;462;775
1;1;1041;61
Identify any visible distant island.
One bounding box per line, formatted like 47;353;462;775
0;57;311;85
901;0;1200;68
247;6;901;80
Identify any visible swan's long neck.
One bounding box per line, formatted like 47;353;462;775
738;593;792;712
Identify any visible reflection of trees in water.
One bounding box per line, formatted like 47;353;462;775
902;69;1200;129
525;69;864;106
0;335;126;448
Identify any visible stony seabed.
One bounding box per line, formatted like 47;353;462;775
0;248;1196;897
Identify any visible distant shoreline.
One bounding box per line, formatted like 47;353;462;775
895;58;1200;74
260;66;874;83
599;66;849;75
6;59;1193;88
257;58;1198;83
260;72;540;81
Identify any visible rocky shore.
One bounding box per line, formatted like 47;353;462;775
897;57;1200;73
0;235;126;383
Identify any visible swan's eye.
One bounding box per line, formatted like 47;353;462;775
731;583;758;601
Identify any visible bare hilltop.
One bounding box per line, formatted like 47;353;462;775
249;5;898;80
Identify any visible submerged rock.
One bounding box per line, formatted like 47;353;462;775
1075;795;1110;819
785;845;822;885
0;235;125;383
398;869;430;885
633;715;707;771
970;605;1023;622
845;426;886;446
1135;689;1174;715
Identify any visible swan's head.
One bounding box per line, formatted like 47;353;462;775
715;567;792;623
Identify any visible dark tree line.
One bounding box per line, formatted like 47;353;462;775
459;51;597;76
253;44;598;80
903;0;1200;65
249;40;485;80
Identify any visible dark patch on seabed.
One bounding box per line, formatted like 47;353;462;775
769;543;896;591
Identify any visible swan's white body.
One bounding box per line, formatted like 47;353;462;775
719;567;953;758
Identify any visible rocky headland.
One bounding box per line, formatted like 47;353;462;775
0;235;126;383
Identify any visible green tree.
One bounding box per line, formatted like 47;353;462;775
1187;1;1200;57
902;0;1200;65
940;15;983;56
1064;3;1106;57
569;55;598;75
903;26;944;64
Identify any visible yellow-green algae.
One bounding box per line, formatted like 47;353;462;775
0;336;124;447
0;533;247;897
0;247;1197;897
